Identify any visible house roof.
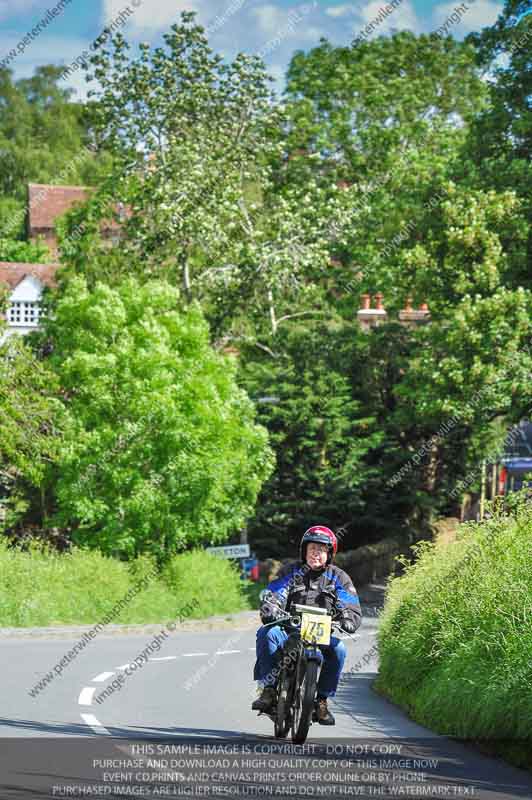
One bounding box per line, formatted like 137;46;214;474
28;183;92;230
0;262;60;291
28;183;122;231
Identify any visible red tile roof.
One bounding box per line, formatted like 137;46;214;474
28;184;92;230
0;262;60;291
28;184;122;231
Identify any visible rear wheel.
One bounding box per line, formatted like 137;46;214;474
291;659;318;744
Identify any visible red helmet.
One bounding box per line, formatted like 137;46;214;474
300;526;338;565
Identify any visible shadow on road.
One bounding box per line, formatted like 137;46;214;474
1;713;532;799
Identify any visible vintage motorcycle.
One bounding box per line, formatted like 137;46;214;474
258;598;345;744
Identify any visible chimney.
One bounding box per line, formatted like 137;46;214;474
399;299;431;327
357;293;388;332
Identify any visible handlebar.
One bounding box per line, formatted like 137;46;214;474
262;611;349;636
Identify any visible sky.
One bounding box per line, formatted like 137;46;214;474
0;0;505;97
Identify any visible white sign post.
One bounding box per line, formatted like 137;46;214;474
206;544;251;559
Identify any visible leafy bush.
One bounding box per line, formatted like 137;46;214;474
0;237;51;263
161;550;249;619
45;276;274;561
0;541;251;627
376;491;532;768
0;336;65;532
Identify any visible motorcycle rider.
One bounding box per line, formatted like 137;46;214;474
252;525;362;725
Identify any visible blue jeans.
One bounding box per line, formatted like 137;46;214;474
253;624;346;698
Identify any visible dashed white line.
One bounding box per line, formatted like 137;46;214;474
78;687;96;706
149;656;177;661
215;650;241;655
115;663;132;670
182;652;208;657
81;713;111;735
93;671;115;682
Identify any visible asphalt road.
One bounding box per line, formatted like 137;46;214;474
1;594;531;799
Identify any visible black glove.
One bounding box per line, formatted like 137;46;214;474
260;595;283;624
339;613;357;634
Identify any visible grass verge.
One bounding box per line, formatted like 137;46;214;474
375;491;532;771
0;541;257;626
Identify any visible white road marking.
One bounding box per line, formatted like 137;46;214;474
93;671;115;682
79;619;367;737
149;656;177;661
81;713;111;735
78;687;96;706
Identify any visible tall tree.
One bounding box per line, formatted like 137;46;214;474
43;277;274;562
239;321;383;554
58;12;359;346
465;0;532;290
283;32;489;298
0;65;107;239
0;332;64;533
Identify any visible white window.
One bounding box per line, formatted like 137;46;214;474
7;300;41;326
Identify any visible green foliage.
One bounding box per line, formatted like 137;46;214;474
284;32;488;281
161;550;249;618
58;13;360;344
0;336;64;531
0;65;110;239
280;26;531;523
466;1;532;291
0;237;51;263
286;31;486;161
239;321;383;555
44;276;274;561
0;6;530;591
376;492;532;765
0;66;94;238
398;287;532;423
0;540;250;626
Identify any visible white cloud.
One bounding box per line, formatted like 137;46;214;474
432;0;503;36
252;2;321;47
253;4;290;37
354;0;422;37
102;0;260;38
325;4;355;18
102;0;203;33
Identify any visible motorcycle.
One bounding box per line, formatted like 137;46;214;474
257;597;345;744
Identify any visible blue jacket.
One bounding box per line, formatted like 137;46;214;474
260;560;362;630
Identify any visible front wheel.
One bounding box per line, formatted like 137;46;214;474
291;659;318;744
274;669;292;738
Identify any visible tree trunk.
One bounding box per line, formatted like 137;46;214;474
268;289;277;336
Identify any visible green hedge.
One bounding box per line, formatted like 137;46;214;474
376;492;532;770
0;542;250;627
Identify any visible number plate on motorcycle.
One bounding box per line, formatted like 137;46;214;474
300;612;331;645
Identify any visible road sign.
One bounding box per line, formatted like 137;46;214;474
206;544;250;559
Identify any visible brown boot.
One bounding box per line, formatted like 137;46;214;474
316;697;335;725
252;686;276;712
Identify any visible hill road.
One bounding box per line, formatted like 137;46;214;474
1;586;531;799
